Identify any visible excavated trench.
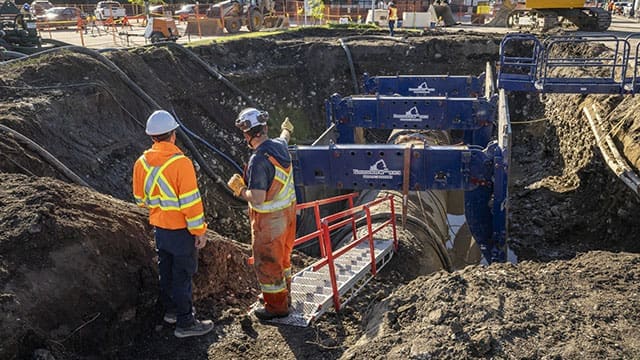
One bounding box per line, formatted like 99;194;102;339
1;29;640;359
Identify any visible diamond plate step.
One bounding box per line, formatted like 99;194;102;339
249;238;395;327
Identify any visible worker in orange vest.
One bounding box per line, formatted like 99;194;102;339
132;110;214;338
227;108;297;321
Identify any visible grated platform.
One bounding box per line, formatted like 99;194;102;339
249;238;395;327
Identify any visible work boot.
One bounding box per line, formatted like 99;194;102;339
253;306;289;321
163;306;195;325
174;319;214;338
163;312;177;324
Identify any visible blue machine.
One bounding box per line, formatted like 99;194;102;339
326;93;498;147
290;69;511;263
362;73;486;97
498;33;640;94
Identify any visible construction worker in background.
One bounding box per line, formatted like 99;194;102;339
227;108;296;321
132;110;214;338
388;1;398;36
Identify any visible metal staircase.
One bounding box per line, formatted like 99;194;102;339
250;193;398;327
269;237;395;327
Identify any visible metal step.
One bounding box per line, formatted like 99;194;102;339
250;237;395;327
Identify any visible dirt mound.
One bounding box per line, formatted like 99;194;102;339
343;251;640;359
0;173;257;359
0;174;156;358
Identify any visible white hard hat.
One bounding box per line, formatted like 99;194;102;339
235;108;269;132
146;110;179;136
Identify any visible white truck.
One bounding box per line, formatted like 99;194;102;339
94;1;126;20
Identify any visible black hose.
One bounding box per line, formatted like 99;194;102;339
157;41;260;109
96;42;259;109
171;109;243;173
0;51;27;61
0;45;239;198
337;35;409;96
0;124;90;188
338;38;360;94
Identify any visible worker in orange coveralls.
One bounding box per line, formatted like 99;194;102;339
227;108;297;320
133;110;214;338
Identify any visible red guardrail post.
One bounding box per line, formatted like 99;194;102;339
321;218;341;311
365;205;377;276
313;202;326;257
348;195;357;244
389;195;398;252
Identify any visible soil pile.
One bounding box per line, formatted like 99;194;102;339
0;174;257;359
1;28;639;359
343;252;640;359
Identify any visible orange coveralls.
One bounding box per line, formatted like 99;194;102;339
248;156;297;315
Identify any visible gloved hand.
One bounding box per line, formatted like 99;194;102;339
227;174;246;197
281;117;294;134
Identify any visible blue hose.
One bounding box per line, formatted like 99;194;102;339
171;110;243;173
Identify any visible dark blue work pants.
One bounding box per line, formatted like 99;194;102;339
155;227;197;328
389;20;396;36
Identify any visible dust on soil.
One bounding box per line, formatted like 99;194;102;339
1;28;640;359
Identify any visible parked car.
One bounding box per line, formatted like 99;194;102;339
94;1;127;20
175;4;210;21
39;7;86;22
29;0;53;16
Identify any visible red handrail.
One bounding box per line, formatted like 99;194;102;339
292;192;359;256
247;192;358;265
246;192;398;314
313;194;397;311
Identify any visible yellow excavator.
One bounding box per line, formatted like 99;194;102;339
502;0;611;31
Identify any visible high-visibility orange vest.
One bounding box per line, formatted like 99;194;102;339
248;155;296;214
133;141;207;235
389;6;398;21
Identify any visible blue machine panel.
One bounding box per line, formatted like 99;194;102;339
327;94;497;145
362;73;486;97
290;144;494;192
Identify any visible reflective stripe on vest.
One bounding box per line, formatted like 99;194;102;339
260;277;287;293
249;160;296;213
139;154;192;211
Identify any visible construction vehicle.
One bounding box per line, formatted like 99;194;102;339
118;16;179;44
0;0;40;54
501;0;611;31
144;17;179;43
206;0;287;34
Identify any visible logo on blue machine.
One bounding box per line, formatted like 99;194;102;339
408;82;436;95
353;159;401;179
392;106;429;122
